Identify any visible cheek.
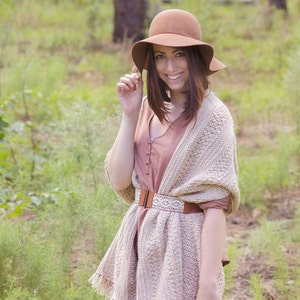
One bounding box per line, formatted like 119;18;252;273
155;63;165;79
155;61;163;73
181;60;189;71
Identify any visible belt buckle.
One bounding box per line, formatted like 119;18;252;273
143;190;150;208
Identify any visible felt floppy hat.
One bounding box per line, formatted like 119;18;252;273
131;9;226;75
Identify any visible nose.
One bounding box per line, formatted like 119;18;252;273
166;58;176;72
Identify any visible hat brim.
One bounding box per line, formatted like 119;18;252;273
131;33;226;75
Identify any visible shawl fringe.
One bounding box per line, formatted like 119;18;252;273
89;273;113;299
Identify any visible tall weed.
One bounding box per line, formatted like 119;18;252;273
0;222;22;293
248;219;297;298
52;101;117;191
238;134;297;208
284;48;300;133
3;275;40;300
248;273;265;300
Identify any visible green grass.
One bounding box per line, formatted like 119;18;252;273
0;0;299;298
248;218;299;298
248;274;265;300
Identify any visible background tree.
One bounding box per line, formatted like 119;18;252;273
269;0;288;13
113;0;149;43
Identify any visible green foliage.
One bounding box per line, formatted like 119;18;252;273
284;49;300;133
3;275;40;300
248;219;298;298
52;100;119;194
238;134;298;208
0;115;8;140
0;222;21;290
223;241;240;297
0;187;123;299
248;274;265;300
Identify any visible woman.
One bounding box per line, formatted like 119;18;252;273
90;9;239;300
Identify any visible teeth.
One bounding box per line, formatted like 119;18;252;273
167;73;182;80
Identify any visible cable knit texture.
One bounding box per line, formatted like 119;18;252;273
89;91;239;299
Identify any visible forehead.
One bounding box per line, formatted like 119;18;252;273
152;44;181;53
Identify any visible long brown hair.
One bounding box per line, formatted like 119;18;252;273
146;45;209;124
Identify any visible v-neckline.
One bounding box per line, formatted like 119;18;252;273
148;112;183;142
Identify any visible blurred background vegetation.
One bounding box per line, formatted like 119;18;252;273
0;0;299;299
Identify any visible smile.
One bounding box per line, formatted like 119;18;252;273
165;73;183;80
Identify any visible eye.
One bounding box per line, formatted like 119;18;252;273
175;51;186;58
154;53;165;60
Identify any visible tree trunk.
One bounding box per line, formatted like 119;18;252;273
269;0;287;12
113;0;148;43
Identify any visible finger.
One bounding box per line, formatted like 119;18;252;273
117;82;126;88
120;76;136;88
125;74;140;91
124;74;141;90
117;80;139;93
124;73;140;81
128;67;141;83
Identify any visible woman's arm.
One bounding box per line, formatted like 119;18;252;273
106;114;139;190
106;68;143;191
197;208;227;300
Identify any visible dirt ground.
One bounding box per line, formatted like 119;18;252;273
225;187;300;299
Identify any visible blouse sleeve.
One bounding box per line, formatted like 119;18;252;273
198;195;231;212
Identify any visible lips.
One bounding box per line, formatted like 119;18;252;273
165;72;184;80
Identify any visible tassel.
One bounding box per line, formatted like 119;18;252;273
89;273;114;298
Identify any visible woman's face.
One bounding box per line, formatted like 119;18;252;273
153;44;189;93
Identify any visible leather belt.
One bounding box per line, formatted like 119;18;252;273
135;189;203;214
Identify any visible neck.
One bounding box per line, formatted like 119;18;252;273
169;90;187;107
165;98;185;123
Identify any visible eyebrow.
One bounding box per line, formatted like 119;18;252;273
154;49;182;54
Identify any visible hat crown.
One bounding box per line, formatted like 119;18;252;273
131;9;225;74
149;9;202;41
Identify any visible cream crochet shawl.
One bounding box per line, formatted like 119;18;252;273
118;91;239;213
90;91;240;299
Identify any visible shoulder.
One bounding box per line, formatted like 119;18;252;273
139;96;151;115
140;96;152;112
201;91;232;117
137;96;153;125
192;91;235;136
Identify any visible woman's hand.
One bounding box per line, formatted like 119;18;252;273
106;66;143;191
117;66;143;116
